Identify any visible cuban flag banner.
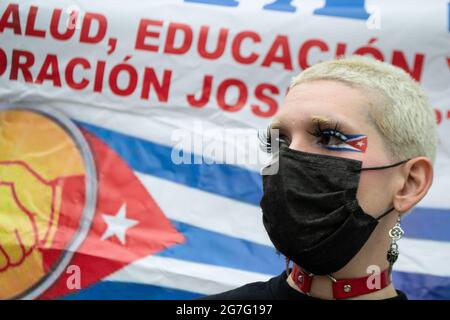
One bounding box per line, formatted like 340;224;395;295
0;0;449;300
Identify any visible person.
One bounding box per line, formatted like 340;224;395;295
201;56;438;300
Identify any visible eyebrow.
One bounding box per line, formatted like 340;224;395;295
270;114;360;133
310;115;342;130
309;114;360;133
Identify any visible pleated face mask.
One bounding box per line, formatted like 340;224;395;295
260;145;408;275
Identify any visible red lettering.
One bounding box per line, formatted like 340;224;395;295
335;42;347;57
198;26;228;60
232;31;261;64
135;19;163;52
25;6;45;38
164;22;193;55
251;84;279;117
50;9;75;40
0;48;6;76
10;50;34;82
65;58;90;90
93;60;106;93
186;75;213;108
435;109;442;125
217;79;248;112
80;12;107;44
0;3;21;34
109;64;137;96
35;54;61;86
262;36;292;70
391;51;424;82
141;68;172;102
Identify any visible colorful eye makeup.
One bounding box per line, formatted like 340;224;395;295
307;120;368;153
260;118;368;154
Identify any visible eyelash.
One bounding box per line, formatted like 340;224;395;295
307;121;348;144
258;126;273;153
258;126;289;154
258;121;348;153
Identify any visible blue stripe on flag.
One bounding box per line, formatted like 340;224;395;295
393;270;450;300
78;122;450;243
161;221;283;275
77;121;262;205
403;207;450;243
62;281;202;300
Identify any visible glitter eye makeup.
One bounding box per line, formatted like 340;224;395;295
307;119;368;153
258;118;368;154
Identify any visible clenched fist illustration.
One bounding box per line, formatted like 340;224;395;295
0;162;60;272
0;108;88;298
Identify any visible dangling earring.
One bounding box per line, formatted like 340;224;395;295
387;217;404;269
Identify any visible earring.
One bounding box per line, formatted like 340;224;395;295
387;217;404;267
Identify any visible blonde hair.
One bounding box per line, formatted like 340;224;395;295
290;56;438;163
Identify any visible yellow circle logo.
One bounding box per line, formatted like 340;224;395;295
0;106;97;299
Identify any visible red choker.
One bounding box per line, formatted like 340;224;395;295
291;264;391;299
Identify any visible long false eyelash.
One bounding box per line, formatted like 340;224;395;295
307;120;348;142
258;125;272;153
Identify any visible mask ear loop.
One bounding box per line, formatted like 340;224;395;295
376;206;395;221
360;159;410;171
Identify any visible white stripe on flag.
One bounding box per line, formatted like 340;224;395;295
106;255;274;295
136;171;273;246
395;238;450;278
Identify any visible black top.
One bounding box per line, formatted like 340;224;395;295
200;270;408;300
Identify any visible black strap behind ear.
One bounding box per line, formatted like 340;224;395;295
361;159;410;171
377;206;396;221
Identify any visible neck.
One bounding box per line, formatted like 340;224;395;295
286;264;398;300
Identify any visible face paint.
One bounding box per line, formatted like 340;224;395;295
323;134;368;152
307;119;368;153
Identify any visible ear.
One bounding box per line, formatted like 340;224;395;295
393;157;434;216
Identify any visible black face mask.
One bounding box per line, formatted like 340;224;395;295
260;145;408;276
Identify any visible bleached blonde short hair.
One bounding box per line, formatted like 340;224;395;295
290;56;438;163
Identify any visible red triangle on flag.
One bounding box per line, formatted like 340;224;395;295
40;131;185;298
